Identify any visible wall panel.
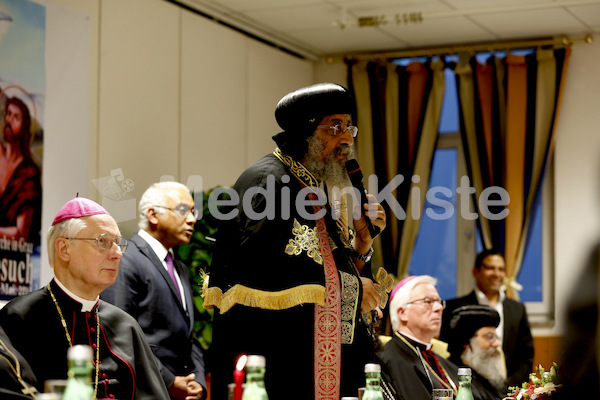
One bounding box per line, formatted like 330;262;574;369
180;9;248;190
246;41;313;164
98;0;180;235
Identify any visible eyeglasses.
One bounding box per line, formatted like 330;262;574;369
405;297;446;309
153;204;199;219
476;331;500;343
317;125;359;138
67;233;128;252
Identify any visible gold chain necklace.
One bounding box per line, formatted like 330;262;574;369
48;284;100;398
396;332;458;395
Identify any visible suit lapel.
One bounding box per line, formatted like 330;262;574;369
174;258;195;329
130;234;190;322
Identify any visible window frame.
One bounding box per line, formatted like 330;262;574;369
433;131;555;326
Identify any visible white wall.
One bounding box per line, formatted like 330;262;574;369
548;35;600;337
40;0;600;337
40;0;313;285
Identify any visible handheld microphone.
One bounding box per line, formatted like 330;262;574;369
345;159;380;239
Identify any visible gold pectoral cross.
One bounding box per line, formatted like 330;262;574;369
374;267;394;309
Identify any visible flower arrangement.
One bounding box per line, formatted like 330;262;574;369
507;364;561;400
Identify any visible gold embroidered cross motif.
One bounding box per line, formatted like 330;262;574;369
284;219;323;265
374;267;394;308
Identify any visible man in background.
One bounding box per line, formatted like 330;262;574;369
447;305;507;399
440;249;534;387
102;181;206;400
378;275;459;399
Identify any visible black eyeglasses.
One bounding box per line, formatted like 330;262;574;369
153;204;199;219
67;233;128;252
405;297;446;309
317;124;359;138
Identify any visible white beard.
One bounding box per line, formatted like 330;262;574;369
461;341;508;390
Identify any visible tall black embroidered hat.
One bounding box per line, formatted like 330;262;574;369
272;83;354;160
448;305;500;358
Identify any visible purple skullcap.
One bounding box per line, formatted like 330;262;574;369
52;195;109;226
390;275;418;303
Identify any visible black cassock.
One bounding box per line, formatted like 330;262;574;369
0;279;169;400
378;333;460;400
206;150;376;400
378;333;504;400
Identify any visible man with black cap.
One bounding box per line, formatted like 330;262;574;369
447;305;507;400
440;249;533;387
205;83;387;400
0;196;170;399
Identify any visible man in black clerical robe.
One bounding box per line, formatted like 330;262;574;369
447;305;508;400
205;83;387;400
378;276;460;400
0;324;37;399
0;197;170;400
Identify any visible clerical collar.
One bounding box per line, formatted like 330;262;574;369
397;331;433;351
475;286;506;305
138;229;169;262
53;278;99;312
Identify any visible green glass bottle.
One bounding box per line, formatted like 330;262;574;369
62;345;94;400
241;355;268;400
362;363;384;400
455;367;474;400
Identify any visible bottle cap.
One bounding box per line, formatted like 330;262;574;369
364;363;381;373
458;367;472;376
246;355;266;368
67;344;93;361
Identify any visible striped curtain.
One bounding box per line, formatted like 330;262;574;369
455;47;571;299
348;59;445;280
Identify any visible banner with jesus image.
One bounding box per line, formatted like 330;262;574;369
0;0;45;300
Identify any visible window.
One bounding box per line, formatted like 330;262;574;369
407;59;554;325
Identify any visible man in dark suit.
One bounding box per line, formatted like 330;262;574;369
102;182;206;400
439;249;533;387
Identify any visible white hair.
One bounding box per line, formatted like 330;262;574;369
389;275;437;332
462;337;508;389
138;181;191;230
46;218;88;268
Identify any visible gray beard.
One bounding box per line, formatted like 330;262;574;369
304;135;354;190
462;342;507;390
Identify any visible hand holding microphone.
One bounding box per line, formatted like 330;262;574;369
345;159;381;239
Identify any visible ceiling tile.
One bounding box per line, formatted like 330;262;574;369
181;0;598;58
379;15;497;47
290;26;408;54
197;0;319;13
244;4;344;32
471;9;589;39
442;0;555;9
567;4;600;28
